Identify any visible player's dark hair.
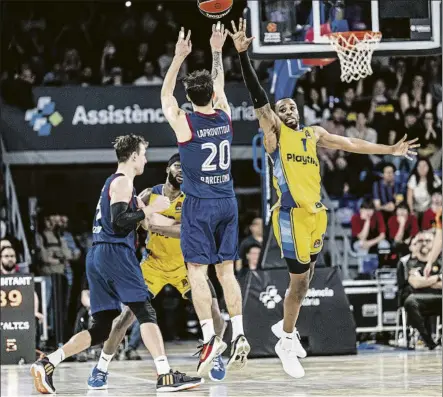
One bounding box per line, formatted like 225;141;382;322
183;70;213;106
167;153;180;168
113;134;148;163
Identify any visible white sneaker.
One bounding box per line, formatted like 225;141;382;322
275;339;305;379
271;320;307;358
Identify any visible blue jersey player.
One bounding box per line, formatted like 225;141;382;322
31;135;203;394
161;23;250;377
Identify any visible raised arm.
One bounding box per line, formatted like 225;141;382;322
313;126;420;160
210;22;231;117
228;18;281;154
161;28;192;142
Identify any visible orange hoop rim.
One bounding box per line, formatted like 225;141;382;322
326;30;382;43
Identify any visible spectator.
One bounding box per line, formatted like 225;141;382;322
62;48;82;84
346;111;377;143
388;202;419;256
389;58;407;100
238;243;261;277
351;198;387;254
422;191;442;230
100;41;120;85
418;110;442;170
346;111;379;165
372;163;403;216
1;246;18;274
79;66;93;87
400;74;433;117
110;67;123;86
60;215;81;261
236;217;263;271
319;104;347;171
426;57;442;103
158;42;187;79
36;214;72;282
400;232;441;350
1;246;44;341
130;42;151;80
367;78;398;145
133;61;163;86
245;243;261;271
304;87;327;126
407;158;442;218
340;85;359;125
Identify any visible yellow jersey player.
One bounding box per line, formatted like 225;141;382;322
229;18;419;379
87;154;228;386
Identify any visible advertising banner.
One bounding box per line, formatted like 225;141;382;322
225;267;356;357
0;275;36;364
1;84;260;152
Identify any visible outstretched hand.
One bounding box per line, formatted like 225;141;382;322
391;135;420;160
210;21;228;52
227;18;255;53
175;27;192;58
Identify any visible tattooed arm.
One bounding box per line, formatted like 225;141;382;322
210;22;231;117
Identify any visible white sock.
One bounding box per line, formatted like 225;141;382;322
200;319;215;343
281;331;293;350
47;348;65;367
231;315;244;341
96;351;114;372
154;355;171;375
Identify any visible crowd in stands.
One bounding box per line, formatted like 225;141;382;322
1;2;271;88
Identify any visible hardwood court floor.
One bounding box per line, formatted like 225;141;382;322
1;342;441;396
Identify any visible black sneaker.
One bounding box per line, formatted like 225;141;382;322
156;370;204;392
30;356;56;394
194;335;227;376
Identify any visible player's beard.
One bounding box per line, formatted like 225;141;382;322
168;172;181;189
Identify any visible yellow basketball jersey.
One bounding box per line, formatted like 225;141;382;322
146;184;185;270
272;124;326;214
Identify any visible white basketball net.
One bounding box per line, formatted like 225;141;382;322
327;31;382;83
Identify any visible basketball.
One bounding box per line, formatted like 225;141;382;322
197;0;233;19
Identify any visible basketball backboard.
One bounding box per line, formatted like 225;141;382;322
247;0;442;59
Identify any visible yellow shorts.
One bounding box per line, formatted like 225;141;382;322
140;256;191;298
272;207;327;264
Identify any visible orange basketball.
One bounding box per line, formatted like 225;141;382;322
197;0;233;19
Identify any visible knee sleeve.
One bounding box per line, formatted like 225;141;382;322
285;258;310;274
126;300;157;325
88;309;120;346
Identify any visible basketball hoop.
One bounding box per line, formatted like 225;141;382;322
326;31;382;83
